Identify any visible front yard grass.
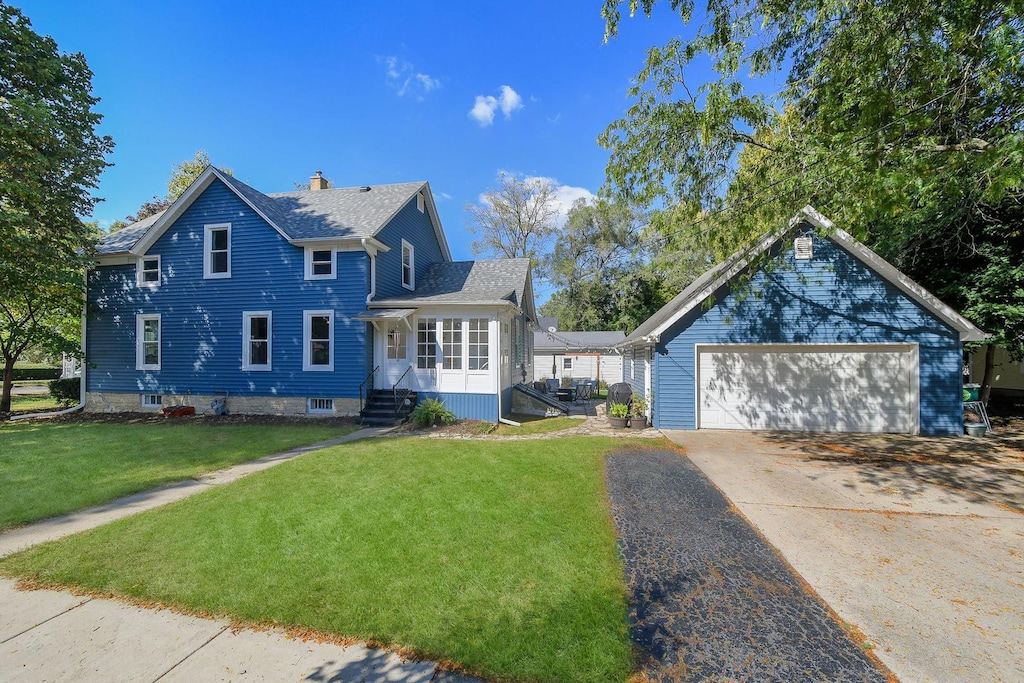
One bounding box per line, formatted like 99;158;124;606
0;436;634;682
494;414;582;435
0;420;355;530
8;394;61;414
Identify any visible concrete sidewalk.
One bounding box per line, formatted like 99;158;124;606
0;425;478;682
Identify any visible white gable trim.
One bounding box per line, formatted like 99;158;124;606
129;167;291;256
370;182;452;262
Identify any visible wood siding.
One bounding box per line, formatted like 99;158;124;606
87;179;370;399
374;196;447;299
653;232;964;436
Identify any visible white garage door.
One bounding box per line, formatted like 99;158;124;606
697;344;919;433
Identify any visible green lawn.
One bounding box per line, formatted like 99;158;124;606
0;437;634;682
8;394;61;414
0;421;356;530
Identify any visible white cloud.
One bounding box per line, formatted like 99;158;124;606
525;175;597;224
379;55;440;100
470;96;498;126
469;85;523;126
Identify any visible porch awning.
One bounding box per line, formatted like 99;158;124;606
353;308;417;329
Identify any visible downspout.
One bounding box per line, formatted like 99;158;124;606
362;239;376;305
12;281;88;421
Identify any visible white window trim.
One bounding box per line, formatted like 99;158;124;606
416;191;425;213
242;311;272;371
137;254;161;288
303;309;334;371
204;223;231;279
401;239;415;291
562;357;574;371
141;394;162;409
307;398;335;414
304;247;337;280
136;313;161;371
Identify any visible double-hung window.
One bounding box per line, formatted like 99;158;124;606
137;255;160;287
468;318;489;370
417;318;436;369
442;318;462;370
401;239;414;290
242;312;272;370
305;248;335;280
204;223;231;278
303;310;333;371
136;314;161;371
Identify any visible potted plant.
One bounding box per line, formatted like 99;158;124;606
628;395;649;429
609;402;629;428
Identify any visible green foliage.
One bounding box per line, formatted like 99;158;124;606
629;394;648;418
12;366;60;381
600;0;1024;385
125;150;233;223
609;402;630;418
0;3;110;413
408;397;455;427
47;377;80;405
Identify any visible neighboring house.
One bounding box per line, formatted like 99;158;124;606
532;317;624;385
969;346;1024;398
618;207;987;436
86;166;535;422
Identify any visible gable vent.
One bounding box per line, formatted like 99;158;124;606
794;236;813;260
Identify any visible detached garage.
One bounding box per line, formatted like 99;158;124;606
621;208;987;436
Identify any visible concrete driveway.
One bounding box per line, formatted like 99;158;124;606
663;429;1024;683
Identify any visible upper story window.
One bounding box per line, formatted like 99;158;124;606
416;191;425;213
303;310;333;371
136;314;161;371
305;247;336;280
137;255;160;287
242;311;272;371
204;223;231;279
401;239;414;290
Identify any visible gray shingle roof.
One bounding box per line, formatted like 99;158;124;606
534;330;626;352
371;258;533;309
95;211;165;254
95;169;428;254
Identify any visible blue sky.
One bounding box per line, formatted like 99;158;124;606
17;1;702;267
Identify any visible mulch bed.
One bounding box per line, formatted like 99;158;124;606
605;448;889;682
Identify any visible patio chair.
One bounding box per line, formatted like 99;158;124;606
574;382;593;406
545;378;560;394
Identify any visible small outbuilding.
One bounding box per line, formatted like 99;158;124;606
618;207;987;436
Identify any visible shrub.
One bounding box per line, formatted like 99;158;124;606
609;403;629;419
13;367;61;381
629;395;648;418
48;378;81;405
409;398;455;427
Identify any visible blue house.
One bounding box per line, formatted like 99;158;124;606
86;167;536;422
618;207;986;436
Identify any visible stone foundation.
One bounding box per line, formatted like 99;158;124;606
85;392;360;417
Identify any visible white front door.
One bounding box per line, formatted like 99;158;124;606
381;325;414;390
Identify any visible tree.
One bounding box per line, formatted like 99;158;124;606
599;0;1024;392
125;150;231;223
0;3;113;413
466;173;559;266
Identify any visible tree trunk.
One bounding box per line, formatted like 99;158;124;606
1;356;14;414
979;343;996;406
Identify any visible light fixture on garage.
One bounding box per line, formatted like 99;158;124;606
794;236;813;260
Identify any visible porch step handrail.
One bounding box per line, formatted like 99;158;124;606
392;365;414;416
359;366;379;416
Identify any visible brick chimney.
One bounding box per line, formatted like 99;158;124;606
309;170;329;191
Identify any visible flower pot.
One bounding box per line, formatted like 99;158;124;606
609;416;628;429
965;423;987;437
628;416;648;430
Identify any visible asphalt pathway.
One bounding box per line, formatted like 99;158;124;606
605;448;887;682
